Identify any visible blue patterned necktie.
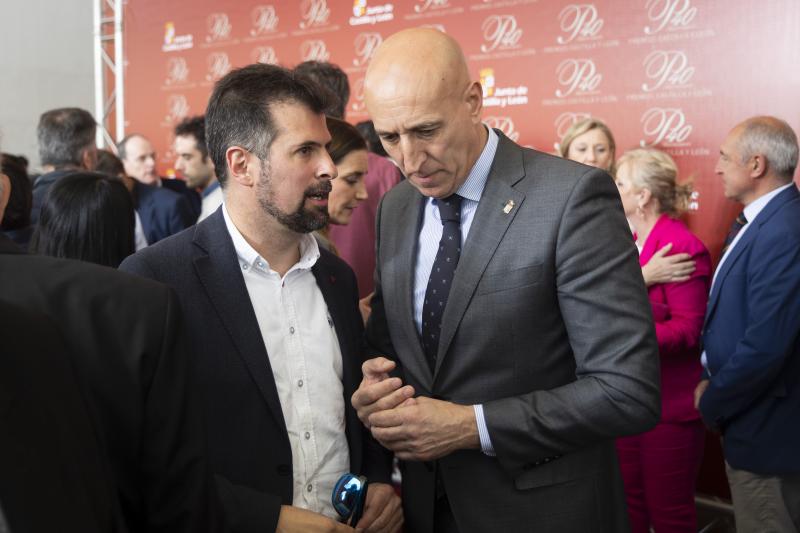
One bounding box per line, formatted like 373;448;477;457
421;194;463;372
721;211;747;255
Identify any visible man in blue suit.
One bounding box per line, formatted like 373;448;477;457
696;116;800;532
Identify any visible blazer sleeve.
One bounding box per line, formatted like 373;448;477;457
699;224;800;428
653;245;711;357
483;168;661;474
142;285;228;532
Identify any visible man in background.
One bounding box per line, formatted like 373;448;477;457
30;107;97;223
174;115;221;221
117;133;196;243
696;116;800;532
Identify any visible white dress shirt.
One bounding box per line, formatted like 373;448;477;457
701;182;797;372
223;205;350;518
134;211;148;251
199;181;223;221
413;126;499;455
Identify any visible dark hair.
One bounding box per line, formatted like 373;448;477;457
30;172;135;268
294;61;350;119
94;149;126;177
355;120;388;158
37;108;96;168
205;63;326;187
326;117;367;165
174;115;209;160
1;153;32;230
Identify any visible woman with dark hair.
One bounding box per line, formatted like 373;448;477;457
1;153;34;248
314;116;369;253
31;172;135;268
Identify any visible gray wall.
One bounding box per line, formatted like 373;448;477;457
0;0;95;171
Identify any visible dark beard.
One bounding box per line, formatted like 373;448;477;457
256;161;330;233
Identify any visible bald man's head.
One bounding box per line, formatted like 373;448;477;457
364;29;487;199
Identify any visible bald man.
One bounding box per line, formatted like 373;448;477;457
351;29;660;532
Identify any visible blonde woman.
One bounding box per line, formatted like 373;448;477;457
613;148;711;533
560;118;695;285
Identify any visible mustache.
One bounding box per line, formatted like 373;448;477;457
305;182;332;197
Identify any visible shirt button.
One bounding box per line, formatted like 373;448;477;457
242;264;248;270
297;379;303;387
304;432;311;440
306;484;313;492
289;326;295;334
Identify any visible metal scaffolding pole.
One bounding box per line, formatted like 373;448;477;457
93;0;124;150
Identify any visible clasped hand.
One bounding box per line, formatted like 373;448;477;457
351;357;479;462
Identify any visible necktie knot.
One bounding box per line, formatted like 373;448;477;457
437;195;463;224
735;212;748;227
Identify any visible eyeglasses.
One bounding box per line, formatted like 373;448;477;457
332;473;368;526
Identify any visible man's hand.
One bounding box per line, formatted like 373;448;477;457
358;292;374;325
642;243;696;286
276;505;354;533
694;379;709;410
369;397;480;461
356;482;403;533
352;357;415;428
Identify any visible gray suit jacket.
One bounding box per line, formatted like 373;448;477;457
366;132;660;532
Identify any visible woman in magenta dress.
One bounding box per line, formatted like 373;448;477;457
614;148;711;533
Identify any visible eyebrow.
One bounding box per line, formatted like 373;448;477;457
376;121;443;137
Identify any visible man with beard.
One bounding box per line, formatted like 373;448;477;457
120;64;400;533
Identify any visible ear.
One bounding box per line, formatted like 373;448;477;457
638;187;653;208
464;81;484;125
226;146;256;187
750;154;768;179
81;146;98;170
0;173;11;222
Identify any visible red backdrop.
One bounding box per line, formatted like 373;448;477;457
124;0;800;499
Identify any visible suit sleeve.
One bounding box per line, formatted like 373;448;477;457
654;246;711;357
141;286;228;532
699;225;800;428
483;168;661;474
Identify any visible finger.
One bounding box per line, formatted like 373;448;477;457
654;242;673;257
353;378;404;410
357;493;393;532
362;357;396;381
671;275;691;283
368;495;400;533
369;404;413;428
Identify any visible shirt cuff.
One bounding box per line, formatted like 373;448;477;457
473;404;496;456
701;350;710;375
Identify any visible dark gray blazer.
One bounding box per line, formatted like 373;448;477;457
120;209;392;533
366;131;661;533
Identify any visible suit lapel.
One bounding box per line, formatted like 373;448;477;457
435;133;526;379
388;192;432;387
191;212;287;432
706;185;799;323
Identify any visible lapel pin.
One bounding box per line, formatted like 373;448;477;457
503;200;515;214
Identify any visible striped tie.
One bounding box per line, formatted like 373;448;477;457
721;211;747;255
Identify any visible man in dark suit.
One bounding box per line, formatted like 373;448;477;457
0;302;116;533
351;29;661;533
30;107;97;223
695;116;800;532
120;64;399;533
118;133;202;217
0;235;225;531
118;133;198;243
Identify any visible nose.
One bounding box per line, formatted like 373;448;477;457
175;158;183;172
714;158;723;174
397;136;425;176
318;150;338;181
355;180;368;202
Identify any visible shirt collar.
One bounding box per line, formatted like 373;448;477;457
451;125;498;203
203;180;221;198
743;182;795;225
222;203;320;272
